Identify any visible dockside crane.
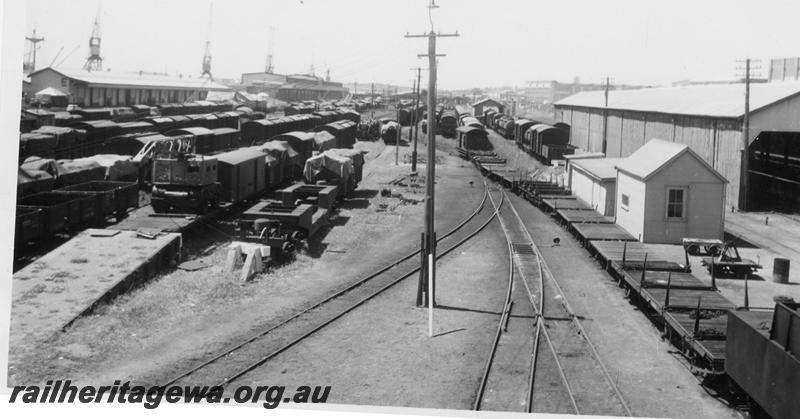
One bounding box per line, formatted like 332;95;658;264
201;2;214;80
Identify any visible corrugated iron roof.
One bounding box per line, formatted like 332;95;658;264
555;82;800;118
615;138;728;183
31;67;231;91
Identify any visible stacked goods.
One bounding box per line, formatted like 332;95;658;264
256;141;297;182
381;121;400;144
356;120;381;140
313;131;337;152
330;148;365;185
303;151;354;197
19;132;57;162
73;155;138;181
31;126;79;159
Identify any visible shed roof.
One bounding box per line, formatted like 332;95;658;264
615;139;728;183
472;98;503;107
570;158;625;181
555;82;800;118
215;148;266;165
30;67;231;91
167;127;215;137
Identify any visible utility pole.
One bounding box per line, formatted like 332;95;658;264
412;66;422;173
736;59;760;211
370;82;375;106
602;76;612;155
24;28;45;75
406;0;459;324
396;107;401;165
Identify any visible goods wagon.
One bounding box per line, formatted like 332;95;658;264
439;110;459;138
15;206;45;246
381;121;400;144
18;167;54;197
57;181;139;221
315;120;357;148
495;115;516;139
215;148;267;204
18;191;96;233
269;131;315;166
513;119;537;147
209;127;240;151
726;303;800;419
456;126;492;151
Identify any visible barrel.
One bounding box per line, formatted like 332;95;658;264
773;258;790;283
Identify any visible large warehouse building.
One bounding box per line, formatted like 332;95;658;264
241;72;349;102
28;67;231;107
554;82;800;211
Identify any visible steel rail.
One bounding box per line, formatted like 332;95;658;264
161;180;493;387
215;187;505;387
504;191;633;417
488;188;578;413
472;189;512;411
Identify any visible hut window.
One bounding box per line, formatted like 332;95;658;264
666;188;685;219
621;194;629;211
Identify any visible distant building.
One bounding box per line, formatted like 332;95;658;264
555;82;800;211
472;98;505;117
241;72;348;102
769;57;800;82
28;67;231;107
523;80;645;105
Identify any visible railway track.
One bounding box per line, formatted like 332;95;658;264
473;187;633;416
159;180;502;389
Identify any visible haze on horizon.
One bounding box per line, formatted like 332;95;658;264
19;0;800;90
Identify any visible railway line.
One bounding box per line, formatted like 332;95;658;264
473;186;633;416
159;180;502;389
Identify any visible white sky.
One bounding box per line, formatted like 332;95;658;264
16;0;800;90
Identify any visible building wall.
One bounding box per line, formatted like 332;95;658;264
558;105;743;208
615;172;647;241
643;153;726;243
569;167;616;216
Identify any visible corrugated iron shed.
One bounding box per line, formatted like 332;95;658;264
555;82;800;118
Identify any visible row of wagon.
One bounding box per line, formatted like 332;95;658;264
475;159;798;418
482;109;575;164
16;181;139;247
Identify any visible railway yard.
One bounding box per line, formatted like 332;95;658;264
9;98;800;418
7;2;800;418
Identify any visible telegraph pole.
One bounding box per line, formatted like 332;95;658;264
405;0;459;322
602;76;612;155
410;67;423;173
371;82;375;106
736;59;760;211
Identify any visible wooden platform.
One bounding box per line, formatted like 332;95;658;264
662;309;731;372
113;203;230;233
10;229;182;343
557;209;614;225
572;223;636;243
620;270;710;290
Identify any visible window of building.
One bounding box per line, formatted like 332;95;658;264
61;78;68;87
621;194;629;211
666;188;686;219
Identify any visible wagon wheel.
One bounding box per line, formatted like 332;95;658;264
707;245;721;256
687;244;699;255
